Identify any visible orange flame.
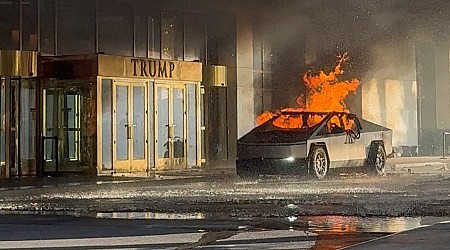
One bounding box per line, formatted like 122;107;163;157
256;111;275;125
257;53;360;128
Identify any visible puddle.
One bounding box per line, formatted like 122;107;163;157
302;216;444;234
2;209;449;235
94;211;450;234
96;211;206;220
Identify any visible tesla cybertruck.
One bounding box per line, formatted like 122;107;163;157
236;111;392;179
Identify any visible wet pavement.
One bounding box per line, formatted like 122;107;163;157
0;214;449;249
345;221;450;250
0;157;450;249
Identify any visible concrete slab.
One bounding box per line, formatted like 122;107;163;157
387;161;449;175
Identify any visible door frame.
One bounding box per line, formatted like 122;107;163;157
154;82;187;171
112;79;148;173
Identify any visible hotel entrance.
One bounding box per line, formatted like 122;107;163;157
100;55;203;176
39;54;203;176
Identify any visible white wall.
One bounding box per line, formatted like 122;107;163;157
362;79;418;147
361;41;418;147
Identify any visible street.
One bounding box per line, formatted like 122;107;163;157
1;169;450;218
5;213;447;249
0;160;449;249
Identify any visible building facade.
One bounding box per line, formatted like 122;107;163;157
0;0;240;177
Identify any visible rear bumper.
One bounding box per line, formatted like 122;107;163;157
236;158;308;176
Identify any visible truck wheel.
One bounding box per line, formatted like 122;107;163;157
367;143;386;175
310;146;329;180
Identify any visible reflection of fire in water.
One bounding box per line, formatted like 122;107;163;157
309;216;358;233
257;53;360;129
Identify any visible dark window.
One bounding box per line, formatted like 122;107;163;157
134;8;147;58
22;0;38;51
185;15;205;62
40;0;55;55
0;0;20;50
134;8;161;58
161;11;183;60
206;15;235;65
56;0;95;55
98;0;133;56
148;12;161;59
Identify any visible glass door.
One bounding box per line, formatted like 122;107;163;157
18;79;37;175
43;87;82;171
0;77;37;177
155;83;186;171
113;80;147;173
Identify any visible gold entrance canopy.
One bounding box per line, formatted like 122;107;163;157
40;54;202;81
0;50;37;77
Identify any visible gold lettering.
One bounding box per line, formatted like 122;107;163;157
149;60;157;77
140;59;149;77
158;61;167;78
131;59;139;76
131;58;177;79
169;62;175;78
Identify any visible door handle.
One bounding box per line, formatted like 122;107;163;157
125;124;133;139
129;125;133;140
168;125;174;139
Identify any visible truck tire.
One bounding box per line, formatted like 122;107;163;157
310;146;329;180
366;142;386;176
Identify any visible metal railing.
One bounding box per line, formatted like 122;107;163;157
41;136;59;176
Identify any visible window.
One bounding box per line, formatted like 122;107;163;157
185;16;205;62
0;0;19;50
98;0;133;56
161;11;183;60
134;8;161;58
56;0;95;55
22;0;38;51
40;0;55;55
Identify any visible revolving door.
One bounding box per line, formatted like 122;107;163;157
42;80;94;173
0;77;37;177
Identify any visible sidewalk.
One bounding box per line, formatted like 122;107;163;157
0;174;146;192
0;165;237;191
386;156;450;175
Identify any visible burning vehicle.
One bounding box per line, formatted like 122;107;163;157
236;111;392;179
237;54;392;179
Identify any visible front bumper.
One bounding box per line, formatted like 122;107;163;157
236;157;308;177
